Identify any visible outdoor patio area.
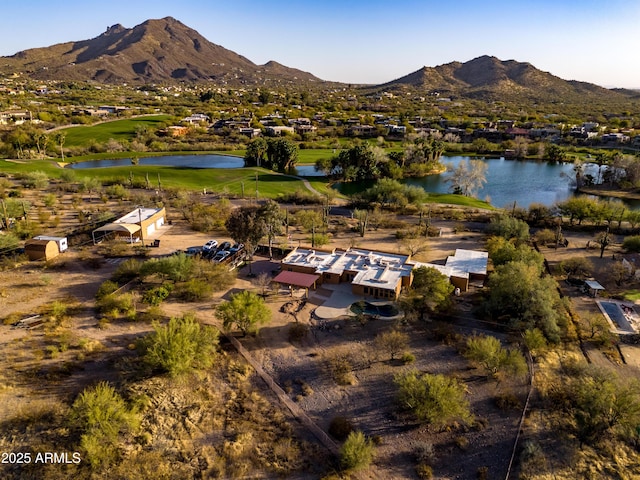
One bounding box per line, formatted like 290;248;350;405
310;283;402;321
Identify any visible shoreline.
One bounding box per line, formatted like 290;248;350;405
578;186;640;201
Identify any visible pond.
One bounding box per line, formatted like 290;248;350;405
71;154;326;176
70;153;637;209
70;154;245;169
335;156;602;209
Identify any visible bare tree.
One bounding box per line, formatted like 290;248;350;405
445;160;488;197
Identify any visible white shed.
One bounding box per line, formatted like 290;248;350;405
33;235;68;252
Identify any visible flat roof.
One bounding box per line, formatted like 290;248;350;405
273;271;320;288
586;280;605;290
445;249;488;276
115;208;163;224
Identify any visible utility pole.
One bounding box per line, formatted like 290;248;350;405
138;207;145;248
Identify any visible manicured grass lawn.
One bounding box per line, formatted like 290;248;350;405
60;116;172;147
623;290;640;302
0;158;491;208
77;165;308;196
426;193;495;209
297;149;337;165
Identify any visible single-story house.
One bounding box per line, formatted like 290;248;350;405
281;247;488;300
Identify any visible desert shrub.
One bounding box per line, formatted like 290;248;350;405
454;436;469;450
0;232;20;251
416;464;433;479
395;370;473;428
301;382;314;396
414;441;435;464
340;431;375;471
21;170;49;189
138;313;219;377
105;184;129;200
193;260;237;291
97;239;131;258
137;305;166;323
623;235;640;253
45;345;60;359
328;355;356;385
140;253;194;282
112;258;143;283
277;189;324;205
96;280;119;300
141;285;172;306
329;416;354;441
495;391;521;410
175;278;213;301
401;352;416;364
69;382;140;468
97;293;136;320
288;322;309;342
375;330;410;360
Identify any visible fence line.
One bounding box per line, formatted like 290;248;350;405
505;350;535;480
222;332;340;457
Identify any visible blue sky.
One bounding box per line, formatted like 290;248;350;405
2;0;639;88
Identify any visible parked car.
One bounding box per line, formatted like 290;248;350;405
203;240;218;252
217;241;232;252
229;243;245;253
185;246;203;257
212;250;231;262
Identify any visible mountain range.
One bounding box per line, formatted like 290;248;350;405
1;17;636;102
1;17;319;85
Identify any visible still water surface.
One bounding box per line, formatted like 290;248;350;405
70;154;631;209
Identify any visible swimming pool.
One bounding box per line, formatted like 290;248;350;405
350;301;399;318
599;301;636;333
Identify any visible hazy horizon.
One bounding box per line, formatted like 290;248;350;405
2;0;639;89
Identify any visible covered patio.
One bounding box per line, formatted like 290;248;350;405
272;271;320;298
92;223;141;244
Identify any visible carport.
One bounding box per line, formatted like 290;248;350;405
272;271;320;298
92;223;141;244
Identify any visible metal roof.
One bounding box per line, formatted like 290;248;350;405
273;271;320;288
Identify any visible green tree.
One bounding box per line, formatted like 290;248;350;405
217;290;271;336
266;137;298;171
402;266;454;321
340;431;376;471
568;370;640;446
226;205;269;272
259;200;285;259
486;236;543;270
140;313;218;377
69;382;141;468
560;257;594;280
244;137;268;167
395;371;473;429
375;330;410;360
487;261;564;342
464;335;528;379
487;215;530;244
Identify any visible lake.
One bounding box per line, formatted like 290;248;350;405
336;156;607;209
70;154;631;209
70;154;246;170
70;154;326;176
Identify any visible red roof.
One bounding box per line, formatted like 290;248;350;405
272;271;320;288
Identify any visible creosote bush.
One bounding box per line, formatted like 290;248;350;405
340;431;375;471
329;416;354;441
139;313;219;377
